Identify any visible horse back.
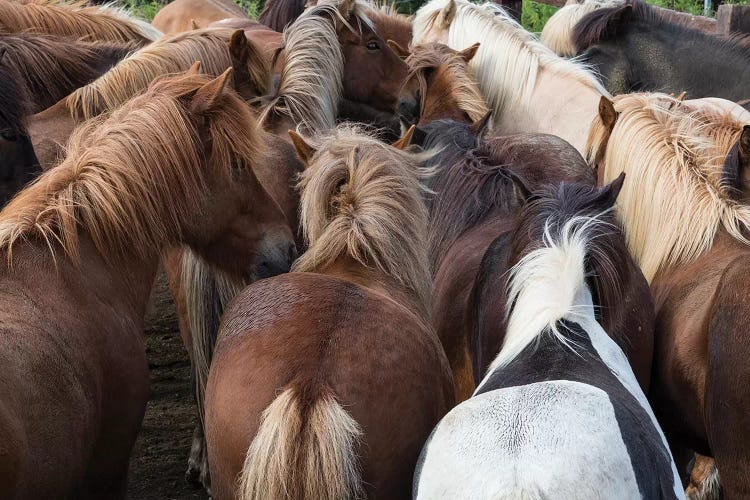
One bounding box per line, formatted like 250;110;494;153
207;272;454;499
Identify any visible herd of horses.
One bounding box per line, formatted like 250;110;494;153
0;0;749;497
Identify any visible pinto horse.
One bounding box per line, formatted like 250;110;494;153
591;92;750;497
0;68;295;498
152;0;249;35
204;126;454;499
0;34;134;114
415;178;684;499
29;28;269;169
0;0;161;45
0;50;38;206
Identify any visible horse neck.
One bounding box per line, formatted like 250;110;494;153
497;72;601;156
320;255;429;320
28;99;76;171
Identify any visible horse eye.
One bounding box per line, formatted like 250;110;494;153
366;41;380;51
0;130;18;142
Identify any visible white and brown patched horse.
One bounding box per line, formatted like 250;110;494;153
414;177;684;499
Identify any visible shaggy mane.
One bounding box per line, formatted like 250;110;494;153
0;0;161;45
1;33;135;115
541;0;623;56
259;0;306;32
413;0;608;122
66;28;268;122
0;71;265;263
406;43;489;123
293;125;432;306
595;93;750;281
0;54;31;132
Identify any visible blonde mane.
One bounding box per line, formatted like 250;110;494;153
413;0;608;123
66;28;265;122
0;0;162;45
0;71;264;263
292;125;432;306
406;43;489;122
541;0;624;56
595;93;750;281
259;1;353;134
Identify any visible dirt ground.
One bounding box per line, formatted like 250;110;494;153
127;271;210;500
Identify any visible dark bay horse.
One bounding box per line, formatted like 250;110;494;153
205;126;454;499
594;92;750;497
0;69;295;498
0;33;134;114
572;0;750;100
415;178;682;498
0;0;161;45
0;50;38;206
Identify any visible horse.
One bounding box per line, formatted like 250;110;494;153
28;28;269;169
258;0;414;139
570;0;750;100
412;0;610;157
402;42;489;125
152;0;249;35
0;50;38;206
0;33;135;114
590;92;750;497
0;68;295;498
259;0;307;32
0;0;161;46
541;0;623;56
204;125;454;500
414;178;684;499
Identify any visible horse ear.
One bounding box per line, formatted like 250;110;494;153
393;125;416;149
595;172;625;210
723;125;750;200
441;0;457;27
190;67;232;113
602;4;633;40
186;60;201;75
470;111;492;137
387;40;410;59
190;19;200;30
459;43;480;62
598;96;617;131
228;30;271;99
288;130;316;165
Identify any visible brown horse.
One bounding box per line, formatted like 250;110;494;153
592;92;750;497
0;68;294;498
259;0;307;32
29;28;269;169
0;50;38;206
152;0;248;35
0;0;161;45
204;125;454;500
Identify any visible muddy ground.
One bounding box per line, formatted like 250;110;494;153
127;271;210;500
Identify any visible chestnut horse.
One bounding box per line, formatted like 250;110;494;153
152;0;248;35
0;34;134;114
0;69;294;498
204;126;454;499
0;50;38;206
415;178;682;499
29;28;269;169
0;0;161;45
591;92;750;497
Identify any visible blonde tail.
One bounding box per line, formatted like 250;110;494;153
238;387;364;500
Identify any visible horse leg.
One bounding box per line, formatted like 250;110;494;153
705;255;750;498
686;454;721;500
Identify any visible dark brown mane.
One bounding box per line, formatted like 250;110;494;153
259;0;306;32
509;181;628;334
0;54;30;131
0;33;135;114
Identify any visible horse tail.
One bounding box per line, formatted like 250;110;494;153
238;386;364;500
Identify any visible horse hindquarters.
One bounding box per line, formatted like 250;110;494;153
705;255;750;498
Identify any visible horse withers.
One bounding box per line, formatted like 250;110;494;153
415;177;683;499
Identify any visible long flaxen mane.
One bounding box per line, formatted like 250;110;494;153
541;0;624;56
0;70;265;263
259;1;351;134
594;93;750;282
292;125;432;307
0;0;161;45
406;43;489;123
0;33;136;115
413;0;608;123
66;28;268;122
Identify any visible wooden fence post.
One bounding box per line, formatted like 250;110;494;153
716;4;750;34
